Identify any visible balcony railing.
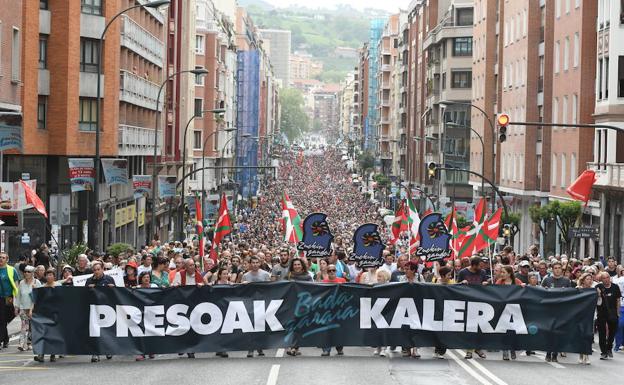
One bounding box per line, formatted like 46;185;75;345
120;70;162;110
588;162;624;189
380;151;393;159
118;124;161;156
121;15;165;67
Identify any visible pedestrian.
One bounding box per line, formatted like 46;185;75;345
432;266;454;359
172;259;202;359
496;265;524;360
124;261;139;287
577;272;598;364
15;265;40;352
75;254;92;276
0;253;18;350
596;271;621;359
541;261;571;362
150;256;170;288
85;262;114;363
458;256;488;360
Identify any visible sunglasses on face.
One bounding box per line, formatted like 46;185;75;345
328;269;336;272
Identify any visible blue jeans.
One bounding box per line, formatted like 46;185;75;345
614;308;624;350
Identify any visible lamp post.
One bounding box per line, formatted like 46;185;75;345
200;126;236;221
149;67;208;243
92;0;170;251
439;101;496;211
178;108;227;240
446;122;485;196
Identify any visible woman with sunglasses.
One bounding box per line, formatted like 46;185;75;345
15;265;40;352
286;258;312;356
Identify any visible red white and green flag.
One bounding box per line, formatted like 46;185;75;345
456;198;488;259
195;194;204;260
281;192;303;243
209;193;232;263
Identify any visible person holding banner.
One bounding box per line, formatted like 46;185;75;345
15;265;40;352
496;265;525;361
150;257;170;288
458;256;488;360
596;271;621;360
577;272;598;364
541;261;571;363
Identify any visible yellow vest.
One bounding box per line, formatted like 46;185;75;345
3;265;17;297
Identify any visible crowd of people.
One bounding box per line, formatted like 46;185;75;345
0;147;622;365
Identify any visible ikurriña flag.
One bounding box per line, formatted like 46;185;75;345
209;193;231;263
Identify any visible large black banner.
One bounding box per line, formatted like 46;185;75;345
32;282;596;355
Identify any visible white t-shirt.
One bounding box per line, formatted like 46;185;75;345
612;276;624;305
379;262;397;274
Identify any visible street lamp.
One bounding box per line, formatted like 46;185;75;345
178;108;227;240
92;0;170;250
446;122;486;196
200;125;236;221
208;133;251;213
439;101;496;211
150;67;208;243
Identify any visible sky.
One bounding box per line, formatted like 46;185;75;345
263;0;407;12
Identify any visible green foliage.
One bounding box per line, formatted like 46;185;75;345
357;151;375;173
107;243;134;258
61;243;88;268
456;214;470;229
529;200;581;253
373;174;390;188
279;88;309;142
248;6;370;80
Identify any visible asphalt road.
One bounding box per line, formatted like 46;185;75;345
1;336;623;385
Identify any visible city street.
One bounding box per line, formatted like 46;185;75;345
1;343;623;385
1;315;622;385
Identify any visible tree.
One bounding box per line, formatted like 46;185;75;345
357;151;375;174
502;212;522;247
279;88;309;142
529;201;581;254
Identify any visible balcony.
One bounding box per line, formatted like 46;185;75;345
380;151;393;160
118;124;161;156
380;98;390;107
120;70;162;111
589;163;624;189
121;15;165;67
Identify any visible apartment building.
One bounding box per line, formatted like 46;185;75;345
421;0;474;203
193;0;238;204
550;0;597;256
357;45;370;149
591;0;624;260
258;29;291;87
377;14;401;177
338;72;356;139
0;0;22;115
290;53;323;81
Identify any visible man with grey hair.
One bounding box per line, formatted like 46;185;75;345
75;254;92;276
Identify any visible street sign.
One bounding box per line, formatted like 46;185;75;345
21;233;30;244
569;227;599;239
21;173;30;180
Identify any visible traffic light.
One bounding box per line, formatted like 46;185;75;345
502;224;512;238
427;162;438;180
497;114;510;143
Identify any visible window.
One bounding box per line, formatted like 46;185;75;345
618;56;624;97
442;72;446;89
551;154;557;186
556;0;561;18
195;35;205;54
561;153;566;188
523;10;527;37
37;96;47;129
81;0;103;15
193;131;202;150
566;0;571;13
513;154;517;181
562;96;568;124
11;28;20;81
79;98;98;132
194;66;204;86
573;33;579;68
189;163;197;181
38;35;47;69
553;98;559;124
453;37;472;56
606;57;610;98
570;153;577;184
555;42;560;73
451;71;472;88
39;0;48;9
564;37;570;71
598;58;604;99
572;94;578;124
456;8;474;26
80;38;99;73
194;98;203;117
504;22;509;46
510;18;515;43
576;0;581;8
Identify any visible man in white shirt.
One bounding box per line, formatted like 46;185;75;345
379;251;397;274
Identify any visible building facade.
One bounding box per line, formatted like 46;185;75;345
258;29;291;87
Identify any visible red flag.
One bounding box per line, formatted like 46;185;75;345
20;180;47;218
566;170;597;203
209;194;231;263
445;206;459;259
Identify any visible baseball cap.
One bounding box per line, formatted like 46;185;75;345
519;260;530;267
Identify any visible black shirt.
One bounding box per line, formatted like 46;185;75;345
85;274;115;287
597;283;621;320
